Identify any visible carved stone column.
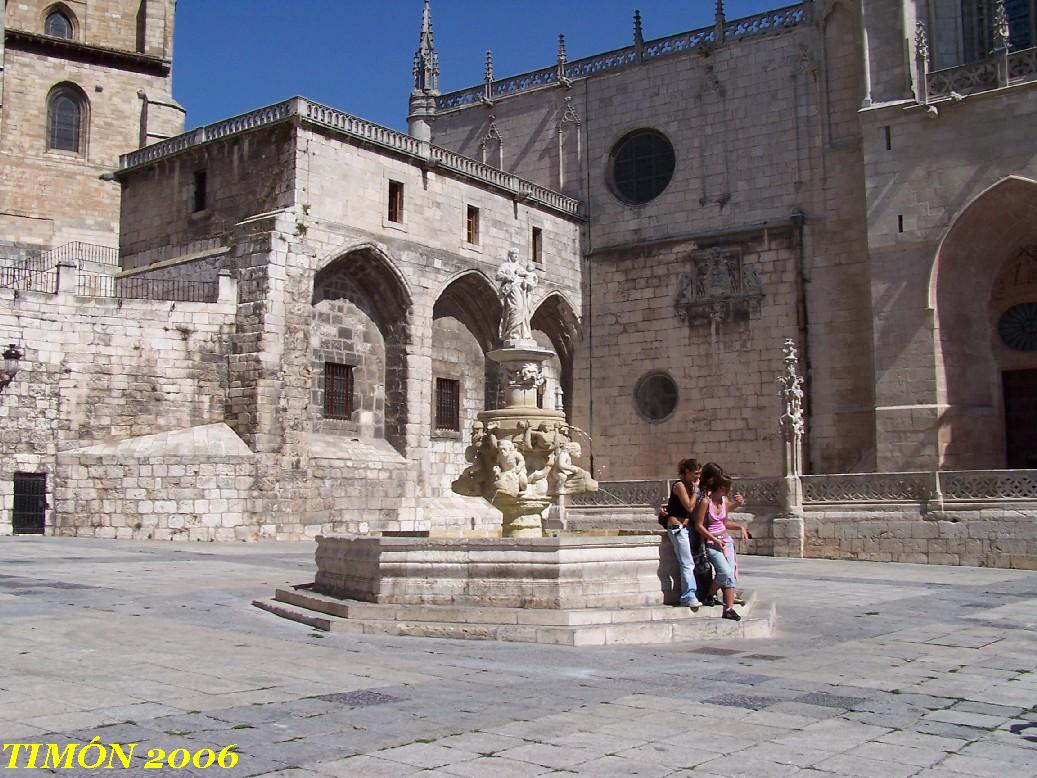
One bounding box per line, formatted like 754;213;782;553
774;338;806;557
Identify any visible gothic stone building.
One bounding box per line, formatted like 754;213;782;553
1;1;1036;567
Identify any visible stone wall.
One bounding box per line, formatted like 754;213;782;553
430;10;876;475
0;283;235;535
861;80;1037;470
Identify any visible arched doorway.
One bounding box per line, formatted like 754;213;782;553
312;245;411;454
931;177;1037;468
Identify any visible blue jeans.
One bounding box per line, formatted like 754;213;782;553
706;537;737;589
667;526;698;604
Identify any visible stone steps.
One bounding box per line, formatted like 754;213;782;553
252;586;775;645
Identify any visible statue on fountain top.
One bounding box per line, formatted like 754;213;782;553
496;247;540;344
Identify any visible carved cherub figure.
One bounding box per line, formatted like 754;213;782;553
492;438;528;497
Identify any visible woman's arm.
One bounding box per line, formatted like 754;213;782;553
722;497;750;540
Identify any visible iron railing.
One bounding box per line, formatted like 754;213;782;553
0;265;57;293
76;272;218;302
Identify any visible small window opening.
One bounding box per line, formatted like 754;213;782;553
466;205;480;245
435;377;461;431
884;126;892;151
192;170;207;213
532;227;543;264
45;10;74;39
388;180;404;223
897;214;904;233
324;363;354;420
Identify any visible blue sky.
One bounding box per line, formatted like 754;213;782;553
174;1;783;131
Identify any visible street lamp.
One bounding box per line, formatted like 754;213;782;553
1;344;23;392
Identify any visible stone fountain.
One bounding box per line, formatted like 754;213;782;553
451;247;597;537
253;249;772;644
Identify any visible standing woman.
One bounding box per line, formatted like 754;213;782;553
663;458;704;609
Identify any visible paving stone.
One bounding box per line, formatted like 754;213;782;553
701;693;785;710
436;755;552;777
812;753;924;778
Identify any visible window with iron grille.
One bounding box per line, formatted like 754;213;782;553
466;205;480;245
532;227;543;264
324;363;354;419
388;180;404;223
609;128;675;205
435;377;460;431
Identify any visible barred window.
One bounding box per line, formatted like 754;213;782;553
435;377;460;431
324;363;353;419
609;128;675;205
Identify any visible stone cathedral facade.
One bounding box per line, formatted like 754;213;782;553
1;1;1035;567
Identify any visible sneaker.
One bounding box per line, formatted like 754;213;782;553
722;608;741;622
687;598;702;609
701;596;721;607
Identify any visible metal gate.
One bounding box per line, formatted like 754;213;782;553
13;473;47;534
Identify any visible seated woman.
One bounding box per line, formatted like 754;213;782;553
693;471;749;621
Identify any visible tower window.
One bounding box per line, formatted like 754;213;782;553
532;227;543;263
324;363;354;419
193;170;207;213
388;180;404;223
44;10;74;39
435;377;460;431
46;85;86;153
466;205;480;245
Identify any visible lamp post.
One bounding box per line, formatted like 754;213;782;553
1;344;23;392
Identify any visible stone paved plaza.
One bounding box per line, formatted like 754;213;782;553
1;538;1035;776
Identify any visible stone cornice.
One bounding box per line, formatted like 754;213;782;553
4;29;170;75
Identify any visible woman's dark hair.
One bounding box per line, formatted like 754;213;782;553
699;462;725;492
677;458;699;478
716;474;733;491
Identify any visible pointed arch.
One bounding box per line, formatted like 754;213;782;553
311;244;412;454
432;269;501;352
929;175;1037;468
531;291;582;418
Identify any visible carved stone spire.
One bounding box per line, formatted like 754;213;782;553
714;0;726;45
992;0;1011;52
407;0;438;141
914;20;930;66
411;0;440;95
633;10;644;49
557;33;567;65
484;49;495;83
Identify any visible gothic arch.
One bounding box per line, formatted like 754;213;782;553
432;269;501;352
531;291;581;418
929;175;1037;468
311;245;412;453
432;270;502;427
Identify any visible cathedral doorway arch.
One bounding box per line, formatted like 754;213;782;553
930;176;1037;468
311;245;411;454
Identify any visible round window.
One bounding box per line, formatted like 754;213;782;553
608;129;675;205
997;302;1037;352
634;372;679;423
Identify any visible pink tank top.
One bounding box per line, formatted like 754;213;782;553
706;497;727;536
